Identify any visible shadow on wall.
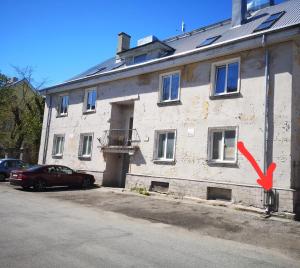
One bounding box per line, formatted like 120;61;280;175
131;149;146;166
294;191;300;221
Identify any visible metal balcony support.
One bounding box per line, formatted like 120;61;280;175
98;129;140;155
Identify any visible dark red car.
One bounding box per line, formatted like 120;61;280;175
9;165;95;191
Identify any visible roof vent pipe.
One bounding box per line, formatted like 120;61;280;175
231;0;248;27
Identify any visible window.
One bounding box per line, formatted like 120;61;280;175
197;35;221;48
58;95;69;116
133;54;147;64
78;133;93;158
212;59;240;96
247;0;272;13
160;72;180;102
84;89;97;112
52;135;65;157
208;128;237;163
154;131;176;161
253;11;285;32
56;166;73;175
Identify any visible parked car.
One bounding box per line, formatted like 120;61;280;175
9;165;95;191
0;158;29;181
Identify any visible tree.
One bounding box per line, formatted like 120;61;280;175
0;67;45;163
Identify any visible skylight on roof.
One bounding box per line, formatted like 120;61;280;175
253;11;285;32
197;35;221;48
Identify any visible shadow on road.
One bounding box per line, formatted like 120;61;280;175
14;184;101;193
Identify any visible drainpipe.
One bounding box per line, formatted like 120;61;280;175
42;95;52;164
262;34;273;214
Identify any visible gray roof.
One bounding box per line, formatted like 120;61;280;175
65;0;300;83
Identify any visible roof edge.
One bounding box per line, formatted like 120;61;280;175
41;23;300;93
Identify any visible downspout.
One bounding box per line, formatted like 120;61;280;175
262;34;273;214
42;95;52;164
262;34;269;179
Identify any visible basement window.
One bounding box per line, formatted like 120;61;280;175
208;127;237;164
150;181;170;193
197;35;221;48
253;11;285;32
207;187;232;201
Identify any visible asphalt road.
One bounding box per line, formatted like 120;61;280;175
0;183;299;268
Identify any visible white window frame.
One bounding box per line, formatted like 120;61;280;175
208;127;238;164
154;130;177;162
58;94;69;116
158;71;181;103
210;58;241;97
83;88;97;113
78;133;94;159
52;134;65;157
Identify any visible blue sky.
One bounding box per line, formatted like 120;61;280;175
0;0;285;88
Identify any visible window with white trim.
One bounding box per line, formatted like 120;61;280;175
160;72;180;102
212;59;240;96
78;133;93;158
208;128;237;163
84;89;97;112
154;130;176;161
52;134;65;157
58;95;69;115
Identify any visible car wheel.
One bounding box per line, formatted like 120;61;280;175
33;179;46;192
82;177;91;189
0;174;6;181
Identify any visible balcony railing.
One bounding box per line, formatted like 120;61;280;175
98;129;141;148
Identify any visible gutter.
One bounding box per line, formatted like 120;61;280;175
41;24;300;94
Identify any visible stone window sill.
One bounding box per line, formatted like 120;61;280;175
153;159;176;165
78;156;92;161
209;92;241;100
157;100;181;107
207;160;238;168
56;114;68;118
83;110;96;115
52;155;63;159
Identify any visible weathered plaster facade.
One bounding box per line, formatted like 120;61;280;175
39;39;300;213
39;0;300;213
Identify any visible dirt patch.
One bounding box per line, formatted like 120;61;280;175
43;187;300;260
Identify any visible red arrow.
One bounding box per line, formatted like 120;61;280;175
237;141;276;191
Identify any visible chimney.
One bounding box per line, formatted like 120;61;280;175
232;0;275;27
117;32;131;53
232;0;247;27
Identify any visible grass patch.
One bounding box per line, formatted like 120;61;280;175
131;186;150;196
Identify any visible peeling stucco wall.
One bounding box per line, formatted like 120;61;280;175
38;40;299;211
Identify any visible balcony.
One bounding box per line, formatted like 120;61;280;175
98;129;140;155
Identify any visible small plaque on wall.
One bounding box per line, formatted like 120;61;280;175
187;128;195;137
